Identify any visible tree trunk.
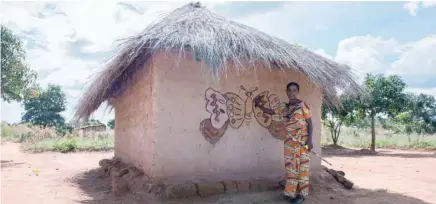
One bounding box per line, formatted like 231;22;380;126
333;120;342;146
370;109;376;152
329;121;336;145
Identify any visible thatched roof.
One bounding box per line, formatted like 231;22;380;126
74;2;362;121
77;124;107;130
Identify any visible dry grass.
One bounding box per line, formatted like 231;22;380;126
74;2;362;122
322;126;436;150
1;122;114;153
1;122;35;142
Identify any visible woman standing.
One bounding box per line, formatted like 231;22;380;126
254;82;313;204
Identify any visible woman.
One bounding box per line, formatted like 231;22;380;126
254;82;313;204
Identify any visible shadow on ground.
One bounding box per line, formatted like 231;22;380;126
1;160;25;168
322;146;436;159
71;167;432;204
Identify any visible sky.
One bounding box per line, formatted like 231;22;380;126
1;1;435;125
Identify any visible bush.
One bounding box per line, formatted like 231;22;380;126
53;138;77;153
55;123;73;137
25;134;114;153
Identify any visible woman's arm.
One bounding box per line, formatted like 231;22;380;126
306;118;313;150
254;98;275;115
258;106;275;115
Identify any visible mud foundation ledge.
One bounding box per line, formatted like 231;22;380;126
98;158;282;200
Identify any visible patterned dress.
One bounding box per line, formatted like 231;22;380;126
274;101;311;198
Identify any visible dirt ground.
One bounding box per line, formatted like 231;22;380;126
1;142;436;204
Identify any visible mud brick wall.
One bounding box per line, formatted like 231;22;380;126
99;158;283;200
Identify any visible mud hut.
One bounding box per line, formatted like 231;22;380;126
76;124;107;137
75;3;361;184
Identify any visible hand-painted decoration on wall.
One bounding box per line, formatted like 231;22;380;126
200;86;287;144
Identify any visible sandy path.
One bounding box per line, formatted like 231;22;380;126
323;148;436;204
1;142;113;204
1;142;435;204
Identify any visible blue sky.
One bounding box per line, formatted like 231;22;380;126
1;1;435;124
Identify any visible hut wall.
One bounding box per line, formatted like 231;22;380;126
113;59;157;177
79;125;107;137
151;51;323;183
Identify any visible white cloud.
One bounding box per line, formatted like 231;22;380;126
422;1;436;7
406;87;436;97
403;1;436;16
335;35;399;76
403;1;420;16
389;35;436;80
233;2;355;43
323;34;436;89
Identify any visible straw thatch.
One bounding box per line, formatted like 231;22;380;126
74;2;362;121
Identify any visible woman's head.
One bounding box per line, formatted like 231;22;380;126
286;82;300;100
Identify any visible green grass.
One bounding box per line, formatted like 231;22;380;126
2;122;114;153
322;126;436;150
25;134;114;153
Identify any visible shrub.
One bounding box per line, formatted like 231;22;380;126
53;139;77;153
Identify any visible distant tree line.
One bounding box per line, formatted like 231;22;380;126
323;74;436;152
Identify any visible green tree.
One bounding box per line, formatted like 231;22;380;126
55;123;74;137
396;93;436;135
22;84;67;128
356;74;407;152
1;26;37;102
322;95;356;146
107;119;115;129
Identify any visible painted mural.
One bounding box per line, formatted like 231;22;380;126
199;86;287;144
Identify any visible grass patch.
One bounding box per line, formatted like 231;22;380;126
322;126;436;150
25;134;114;153
1;122;32;143
2;122;114;153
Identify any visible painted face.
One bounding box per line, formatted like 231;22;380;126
205;88;229;129
287;85;299;100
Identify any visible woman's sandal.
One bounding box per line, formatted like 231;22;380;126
279;180;286;188
291;195;306;204
282;195;295;202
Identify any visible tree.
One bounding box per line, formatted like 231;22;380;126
1;26;37;102
22;84;67;128
396;93;436;135
322;95;356;146
107;119;115;129
356;74;407;152
55;123;73;137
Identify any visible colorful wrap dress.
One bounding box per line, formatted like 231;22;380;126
274;102;311;198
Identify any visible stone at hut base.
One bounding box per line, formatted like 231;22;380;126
250;178;281;192
164;183;198;199
235;180;250;192
222;180;238;193
197;182;225;197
